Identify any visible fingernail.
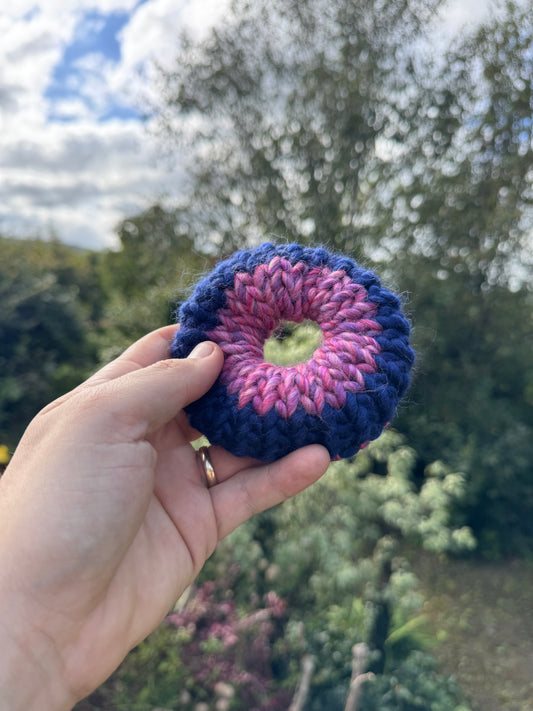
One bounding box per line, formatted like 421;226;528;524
188;341;216;359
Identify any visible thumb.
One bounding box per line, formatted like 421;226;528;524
88;341;224;438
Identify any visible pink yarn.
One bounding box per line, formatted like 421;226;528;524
206;256;383;419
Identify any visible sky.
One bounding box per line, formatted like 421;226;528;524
0;0;491;250
0;0;227;249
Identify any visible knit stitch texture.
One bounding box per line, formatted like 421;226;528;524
171;243;415;461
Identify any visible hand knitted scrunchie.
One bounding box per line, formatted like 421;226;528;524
171;242;415;462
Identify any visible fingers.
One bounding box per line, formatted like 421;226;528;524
73;342;224;440
84;325;180;387
102;341;224;438
38;326;182;416
210;445;330;539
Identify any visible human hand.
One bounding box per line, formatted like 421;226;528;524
0;325;330;710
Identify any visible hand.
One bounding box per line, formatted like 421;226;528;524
0;325;330;710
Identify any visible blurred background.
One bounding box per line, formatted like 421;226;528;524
1;0;533;708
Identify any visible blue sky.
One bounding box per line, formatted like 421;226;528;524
45;3;149;122
0;0;486;249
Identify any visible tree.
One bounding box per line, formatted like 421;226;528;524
155;0;442;254
0;236;102;447
367;1;533;553
103;205;203;300
153;0;533;552
98;205;212;354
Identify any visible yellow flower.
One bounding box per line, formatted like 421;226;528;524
0;445;11;465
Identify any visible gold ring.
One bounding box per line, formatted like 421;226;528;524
198;446;217;488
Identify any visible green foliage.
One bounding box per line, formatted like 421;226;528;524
269;430;474;676
0;236;102;446
194;418;474;709
98;205;211;354
264;320;322;366
102;205;203;301
361;650;470;711
85;626;187;711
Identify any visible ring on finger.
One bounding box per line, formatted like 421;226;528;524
198;446;218;488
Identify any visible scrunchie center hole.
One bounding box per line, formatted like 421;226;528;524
263;320;322;366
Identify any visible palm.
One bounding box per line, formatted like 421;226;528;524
66;421;218;694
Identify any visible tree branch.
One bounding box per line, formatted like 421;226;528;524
343;643;375;711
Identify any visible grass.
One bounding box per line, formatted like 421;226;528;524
414;553;533;711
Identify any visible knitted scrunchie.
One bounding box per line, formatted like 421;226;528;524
171;243;414;461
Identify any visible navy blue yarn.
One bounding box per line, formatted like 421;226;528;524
172;242;415;461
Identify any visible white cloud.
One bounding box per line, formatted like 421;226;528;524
0;117;180;248
0;9;72;124
113;0;229;111
0;0;227;249
120;0;228;70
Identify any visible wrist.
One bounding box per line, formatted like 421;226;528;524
0;592;74;711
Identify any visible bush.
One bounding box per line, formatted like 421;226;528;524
361;650;471;711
